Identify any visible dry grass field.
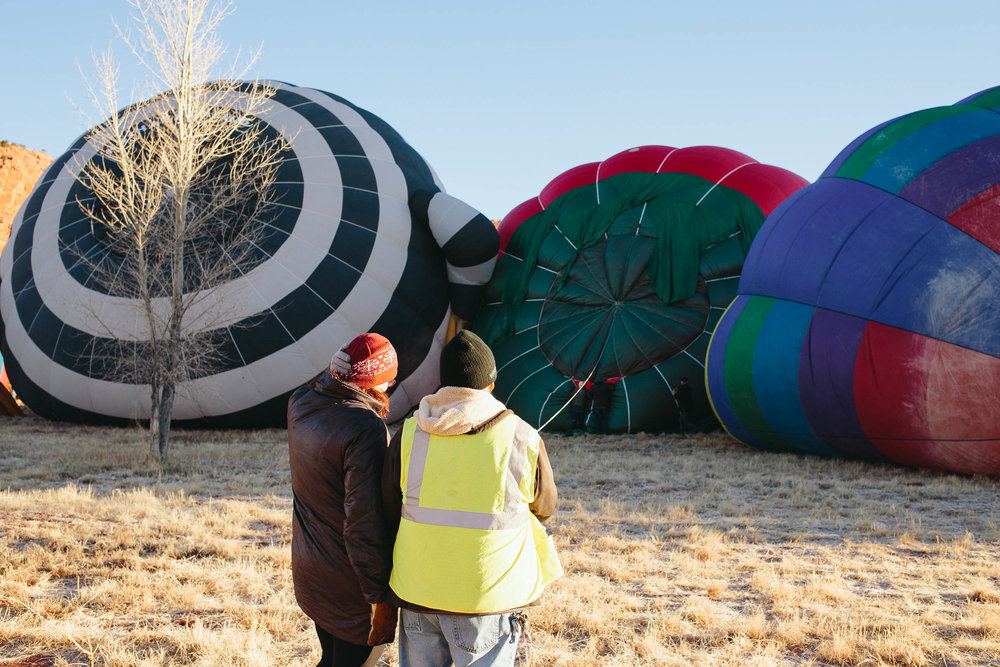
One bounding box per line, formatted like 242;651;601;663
1;415;998;666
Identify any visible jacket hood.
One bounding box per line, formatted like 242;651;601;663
415;386;508;436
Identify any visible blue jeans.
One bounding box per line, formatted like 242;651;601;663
399;608;522;667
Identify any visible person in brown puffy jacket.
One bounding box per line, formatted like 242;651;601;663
287;333;400;667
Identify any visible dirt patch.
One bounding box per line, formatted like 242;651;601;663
1;655;56;666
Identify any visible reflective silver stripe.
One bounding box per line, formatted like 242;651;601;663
405;428;431;508
506;421;531;509
402;420;533;531
404;504;529;530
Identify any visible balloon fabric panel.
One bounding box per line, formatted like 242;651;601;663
899;135;1000;219
717;296;795;453
797;308;884;461
958;85;1000;109
833;106;978;183
742;178;1000;359
853;323;1000;475
862;111;1000;194
498;171;765;340
704;297;752;443
752;301;838;457
947;183;1000;251
821;117;898;179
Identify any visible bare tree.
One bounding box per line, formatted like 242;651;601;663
73;0;288;463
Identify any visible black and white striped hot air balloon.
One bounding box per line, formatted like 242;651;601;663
0;82;498;426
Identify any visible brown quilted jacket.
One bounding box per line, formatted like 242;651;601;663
287;372;393;645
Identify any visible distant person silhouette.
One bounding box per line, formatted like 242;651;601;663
589;379;614;434
672;377;693;435
568;380;591;434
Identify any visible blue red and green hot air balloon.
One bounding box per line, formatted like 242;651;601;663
706;86;1000;476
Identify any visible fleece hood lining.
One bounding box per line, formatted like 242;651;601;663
415;386;509;436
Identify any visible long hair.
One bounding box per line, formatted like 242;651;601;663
330;372;391;417
363;386;391;418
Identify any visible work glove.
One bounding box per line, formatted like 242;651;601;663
368;601;397;646
328;346;352;376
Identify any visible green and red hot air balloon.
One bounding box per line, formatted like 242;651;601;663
472;145;807;434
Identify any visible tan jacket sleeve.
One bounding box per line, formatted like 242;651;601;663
530;438;557;522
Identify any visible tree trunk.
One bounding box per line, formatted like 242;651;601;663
148;383;162;462
157;382;175;463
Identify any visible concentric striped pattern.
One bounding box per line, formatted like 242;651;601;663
0;81;498;426
706;86;1000;475
471;145;807;434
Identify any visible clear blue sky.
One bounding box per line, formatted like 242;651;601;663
2;0;998;220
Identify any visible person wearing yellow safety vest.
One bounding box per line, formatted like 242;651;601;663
382;330;563;667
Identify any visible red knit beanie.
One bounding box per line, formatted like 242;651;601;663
343;333;398;389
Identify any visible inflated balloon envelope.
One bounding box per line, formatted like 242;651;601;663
0;82;499;426
706;86;1000;476
471;145;807;434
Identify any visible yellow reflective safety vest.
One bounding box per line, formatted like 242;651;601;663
389;413;563;613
